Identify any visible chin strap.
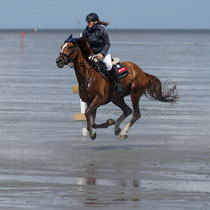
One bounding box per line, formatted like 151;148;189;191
87;23;97;31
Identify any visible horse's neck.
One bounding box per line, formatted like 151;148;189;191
73;50;92;85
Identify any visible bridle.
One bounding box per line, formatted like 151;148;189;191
59;45;78;65
59;43;94;103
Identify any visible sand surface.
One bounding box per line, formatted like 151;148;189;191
0;30;209;209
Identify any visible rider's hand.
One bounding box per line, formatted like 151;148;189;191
96;53;103;60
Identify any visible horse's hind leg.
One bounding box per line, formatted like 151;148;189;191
120;90;144;140
112;97;132;136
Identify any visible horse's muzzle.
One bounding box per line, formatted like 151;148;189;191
56;57;65;68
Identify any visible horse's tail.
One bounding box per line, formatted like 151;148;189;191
145;73;179;103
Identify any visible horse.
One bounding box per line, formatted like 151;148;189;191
56;35;178;140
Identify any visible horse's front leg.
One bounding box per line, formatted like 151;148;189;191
90;109;115;129
85;96;103;140
92;119;115;129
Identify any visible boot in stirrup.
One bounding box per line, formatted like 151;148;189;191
108;67;123;93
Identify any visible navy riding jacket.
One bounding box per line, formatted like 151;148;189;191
82;24;110;56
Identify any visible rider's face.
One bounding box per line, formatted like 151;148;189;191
87;21;96;28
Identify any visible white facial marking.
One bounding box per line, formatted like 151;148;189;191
61;43;68;52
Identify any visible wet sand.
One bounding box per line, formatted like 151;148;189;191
0;30;210;209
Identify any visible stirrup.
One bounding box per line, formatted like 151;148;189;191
115;83;123;93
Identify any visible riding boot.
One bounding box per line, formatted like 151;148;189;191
108;67;123;93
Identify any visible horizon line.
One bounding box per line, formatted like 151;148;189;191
0;28;210;31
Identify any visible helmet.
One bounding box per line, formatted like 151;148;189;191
86;13;99;22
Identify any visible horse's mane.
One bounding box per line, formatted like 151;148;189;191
77;38;93;60
77;38;100;70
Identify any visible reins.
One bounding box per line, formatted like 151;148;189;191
62;45;94;104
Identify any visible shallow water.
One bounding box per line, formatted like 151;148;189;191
0;30;210;209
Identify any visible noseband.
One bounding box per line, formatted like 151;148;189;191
59;46;78;65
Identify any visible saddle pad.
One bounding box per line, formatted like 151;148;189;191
99;62;128;81
114;63;128;79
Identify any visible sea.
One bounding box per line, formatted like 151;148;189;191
0;30;210;209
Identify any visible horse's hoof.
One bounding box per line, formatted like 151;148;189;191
120;135;127;140
92;123;97;128
115;128;121;136
107;119;115;126
90;132;97;140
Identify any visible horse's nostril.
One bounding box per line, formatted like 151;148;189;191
56;57;64;68
56;58;61;63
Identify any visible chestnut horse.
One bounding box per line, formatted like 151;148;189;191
56;36;178;140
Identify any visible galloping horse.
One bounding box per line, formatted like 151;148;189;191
56;36;178;140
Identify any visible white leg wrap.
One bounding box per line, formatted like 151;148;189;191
121;122;131;136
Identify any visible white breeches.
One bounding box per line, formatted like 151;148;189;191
102;51;112;71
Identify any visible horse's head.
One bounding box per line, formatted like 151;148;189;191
56;35;79;68
56;35;94;68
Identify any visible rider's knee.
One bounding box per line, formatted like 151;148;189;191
105;62;112;71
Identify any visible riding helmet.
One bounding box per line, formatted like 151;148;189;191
86;13;99;22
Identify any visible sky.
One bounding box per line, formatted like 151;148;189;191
0;0;210;30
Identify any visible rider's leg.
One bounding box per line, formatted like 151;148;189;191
103;53;123;93
102;52;112;71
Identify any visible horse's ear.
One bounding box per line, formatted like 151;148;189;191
68;34;73;40
64;34;74;43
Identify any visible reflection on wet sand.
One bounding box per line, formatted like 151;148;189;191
76;176;140;188
82;176;141;206
75;164;141;206
76;177;140;188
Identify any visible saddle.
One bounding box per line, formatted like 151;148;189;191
92;57;128;81
95;58;128;102
69;56;128;81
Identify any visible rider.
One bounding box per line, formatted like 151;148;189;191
82;12;122;93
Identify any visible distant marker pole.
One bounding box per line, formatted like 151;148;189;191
21;31;26;53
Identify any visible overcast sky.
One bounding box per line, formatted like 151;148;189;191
0;0;210;29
